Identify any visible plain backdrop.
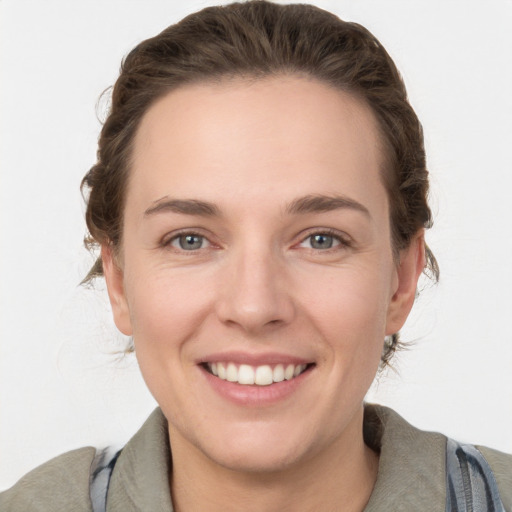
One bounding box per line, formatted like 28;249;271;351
1;0;511;490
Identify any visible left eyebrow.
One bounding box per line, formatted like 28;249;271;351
285;194;371;218
144;197;221;217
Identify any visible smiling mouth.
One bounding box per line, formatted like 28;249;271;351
202;362;313;386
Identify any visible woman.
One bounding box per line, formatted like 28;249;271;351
1;1;510;510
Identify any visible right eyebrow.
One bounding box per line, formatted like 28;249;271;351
144;197;221;217
285;194;371;218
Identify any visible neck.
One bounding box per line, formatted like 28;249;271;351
169;407;379;512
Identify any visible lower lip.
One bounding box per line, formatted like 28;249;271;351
200;365;313;406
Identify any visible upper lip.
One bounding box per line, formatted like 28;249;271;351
197;351;313;366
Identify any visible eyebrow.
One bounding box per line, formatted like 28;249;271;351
285;194;371;218
143;194;370;219
144;198;220;217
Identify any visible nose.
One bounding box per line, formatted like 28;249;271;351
215;244;295;334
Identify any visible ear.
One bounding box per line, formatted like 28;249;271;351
385;230;426;335
101;245;133;336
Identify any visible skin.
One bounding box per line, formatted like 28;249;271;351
103;75;425;511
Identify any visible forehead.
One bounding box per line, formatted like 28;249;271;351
129;75;386;215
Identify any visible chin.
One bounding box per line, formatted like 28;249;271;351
208;441;307;475
191;419;323;475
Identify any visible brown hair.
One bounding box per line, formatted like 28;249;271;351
82;0;439;366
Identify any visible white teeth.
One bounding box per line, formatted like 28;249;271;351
255;365;273;386
208;362;308;386
226;363;238;382
238;364;255;384
284;364;295;380
293;365;302;377
217;363;226;380
273;364;285;383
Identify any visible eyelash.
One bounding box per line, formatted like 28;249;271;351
161;228;352;253
162;230;211;252
296;228;352;252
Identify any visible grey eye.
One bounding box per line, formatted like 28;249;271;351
174;234;205;250
309;234;335;249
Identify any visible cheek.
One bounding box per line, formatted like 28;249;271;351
125;266;211;336
124;273;208;408
302;267;391;339
298;265;391;385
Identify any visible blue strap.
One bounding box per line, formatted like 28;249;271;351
89;446;122;512
446;438;506;512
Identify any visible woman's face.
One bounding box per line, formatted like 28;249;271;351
104;76;422;472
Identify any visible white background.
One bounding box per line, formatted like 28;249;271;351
1;0;511;490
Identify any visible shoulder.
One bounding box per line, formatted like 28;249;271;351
364;404;447;510
477;444;512;508
364;404;512;511
0;447;95;512
0;409;170;512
